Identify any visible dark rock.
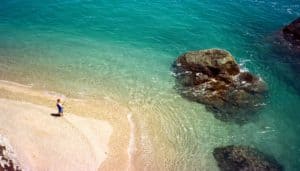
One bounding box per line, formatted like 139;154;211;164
282;17;300;47
269;17;300;94
173;49;267;124
0;145;22;171
273;18;300;55
213;145;284;171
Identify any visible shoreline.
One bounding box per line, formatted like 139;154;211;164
0;80;134;170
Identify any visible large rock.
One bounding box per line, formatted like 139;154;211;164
213;145;284;171
272;17;300;54
173;49;267;124
282;17;300;47
270;17;300;94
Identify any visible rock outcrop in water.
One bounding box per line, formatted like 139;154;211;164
270;17;300;94
273;17;300;55
282;17;300;48
173;49;267;124
269;17;300;94
213;145;284;171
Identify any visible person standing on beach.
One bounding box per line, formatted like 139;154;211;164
56;99;64;116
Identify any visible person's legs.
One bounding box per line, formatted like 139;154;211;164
59;108;63;116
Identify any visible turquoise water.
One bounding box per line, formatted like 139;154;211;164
1;0;300;170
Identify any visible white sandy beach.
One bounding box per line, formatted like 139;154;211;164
0;98;112;171
0;80;133;171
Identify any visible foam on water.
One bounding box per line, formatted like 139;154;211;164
127;112;135;171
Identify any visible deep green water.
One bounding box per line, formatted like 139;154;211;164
1;0;300;170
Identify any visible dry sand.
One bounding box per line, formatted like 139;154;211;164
0;98;112;171
0;80;133;170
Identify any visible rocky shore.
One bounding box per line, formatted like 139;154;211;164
0;136;22;171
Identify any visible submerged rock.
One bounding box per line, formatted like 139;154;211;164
173;49;267;124
282;17;300;47
273;17;300;55
213;145;283;171
270;17;300;94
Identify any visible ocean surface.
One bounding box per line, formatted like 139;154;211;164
0;0;300;170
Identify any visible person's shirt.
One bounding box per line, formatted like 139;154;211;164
57;102;63;109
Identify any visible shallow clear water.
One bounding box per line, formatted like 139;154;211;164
1;0;300;170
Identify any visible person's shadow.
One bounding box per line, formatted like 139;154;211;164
50;113;61;117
